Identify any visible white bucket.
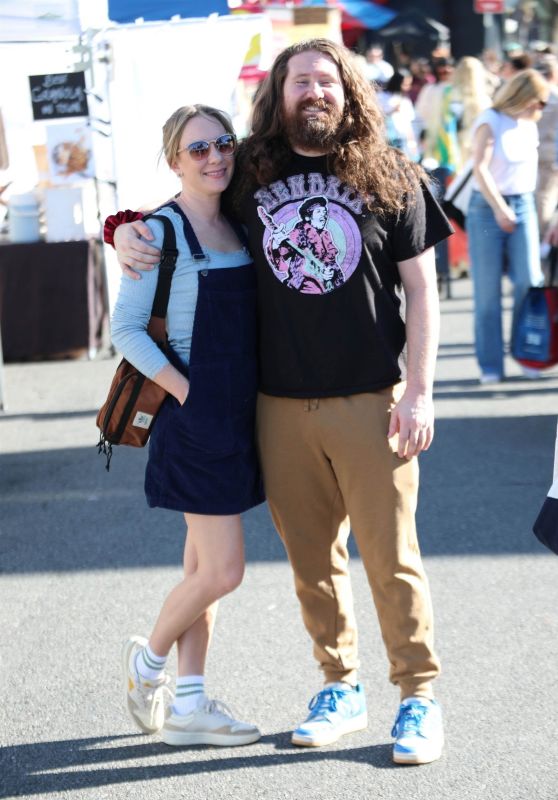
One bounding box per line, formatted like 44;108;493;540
8;193;40;243
44;187;85;242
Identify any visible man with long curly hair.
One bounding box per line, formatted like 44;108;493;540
110;39;453;765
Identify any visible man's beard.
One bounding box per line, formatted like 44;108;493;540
282;100;343;151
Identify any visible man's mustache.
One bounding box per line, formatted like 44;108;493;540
297;100;335;114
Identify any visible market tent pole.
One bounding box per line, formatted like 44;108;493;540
0;324;5;411
91;12;270;313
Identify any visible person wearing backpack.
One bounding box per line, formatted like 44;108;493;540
110;104;264;747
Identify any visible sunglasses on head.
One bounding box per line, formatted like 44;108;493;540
178;133;236;161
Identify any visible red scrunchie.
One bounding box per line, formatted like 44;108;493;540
103;209;144;247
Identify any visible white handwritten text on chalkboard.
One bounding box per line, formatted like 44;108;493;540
29;73;89;121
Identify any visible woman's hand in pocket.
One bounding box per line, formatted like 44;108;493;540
495;205;516;233
176;380;190;406
153;364;190;406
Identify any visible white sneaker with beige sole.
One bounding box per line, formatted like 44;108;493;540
162;697;261;747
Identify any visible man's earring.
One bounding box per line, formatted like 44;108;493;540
177;171;184;177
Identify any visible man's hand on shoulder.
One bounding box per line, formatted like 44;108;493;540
114;220;161;280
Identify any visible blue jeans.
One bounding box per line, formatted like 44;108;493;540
466;191;543;376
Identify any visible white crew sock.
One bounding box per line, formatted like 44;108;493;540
135;643;167;682
401;696;433;706
172;675;206;716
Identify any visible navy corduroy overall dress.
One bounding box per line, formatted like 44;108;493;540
145;204;264;515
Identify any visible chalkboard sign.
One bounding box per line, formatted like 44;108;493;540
29;72;88;121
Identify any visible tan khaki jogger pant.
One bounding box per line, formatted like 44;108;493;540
256;386;440;700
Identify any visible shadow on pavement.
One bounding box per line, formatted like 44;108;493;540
0;734;397;796
434;374;558;399
0;414;554;573
2;409;100;422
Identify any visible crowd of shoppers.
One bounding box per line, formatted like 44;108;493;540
364;40;558;383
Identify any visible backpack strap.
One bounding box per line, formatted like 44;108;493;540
143;212;179;344
548;246;557;288
167;201;207;261
167;199;249;258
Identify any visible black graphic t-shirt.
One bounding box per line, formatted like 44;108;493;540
237;152;453;398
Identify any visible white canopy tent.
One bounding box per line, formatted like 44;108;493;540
0;0;109;41
89;13;271;311
0;1;86;410
0;3;270;407
0;4;270;208
0;0;80;41
94;13;271;211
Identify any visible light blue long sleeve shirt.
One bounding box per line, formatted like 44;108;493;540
110;205;250;379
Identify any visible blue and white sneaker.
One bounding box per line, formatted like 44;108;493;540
391;697;444;764
291;683;367;747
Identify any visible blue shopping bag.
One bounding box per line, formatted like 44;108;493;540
512;248;558;369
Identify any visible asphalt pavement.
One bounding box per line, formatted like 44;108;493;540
1;275;558;800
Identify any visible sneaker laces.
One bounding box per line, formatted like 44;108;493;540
202;698;237;721
307;688;345;722
391;703;428;738
137;674;173;709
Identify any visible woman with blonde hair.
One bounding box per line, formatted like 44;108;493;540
467;69;550;383
111;104;264;747
451;56;493;163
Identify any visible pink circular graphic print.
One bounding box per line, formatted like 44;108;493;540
258;197;362;295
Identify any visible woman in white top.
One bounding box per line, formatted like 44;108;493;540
378;70;418;160
467;69;549;383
